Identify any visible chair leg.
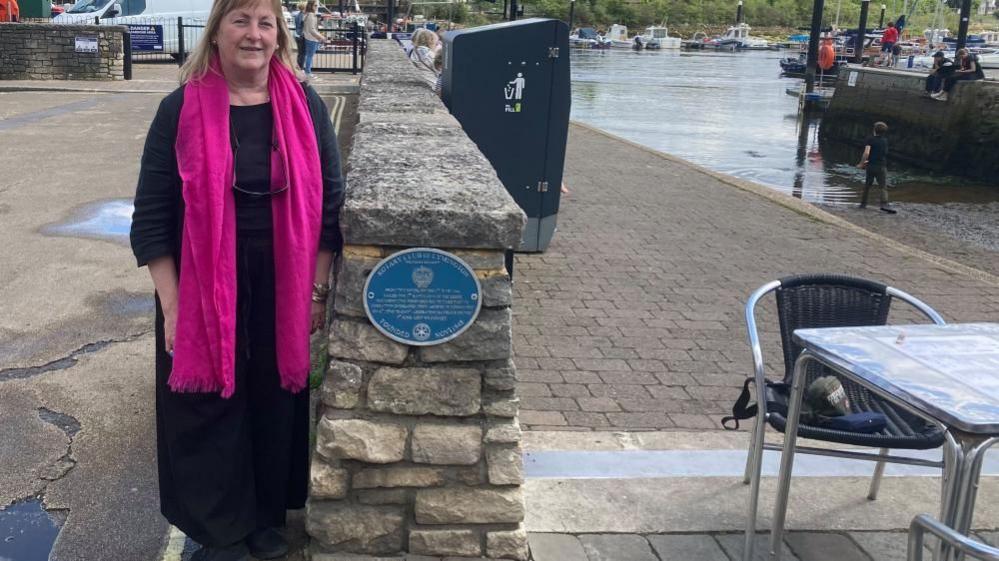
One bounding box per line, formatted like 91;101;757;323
743;412;767;561
744;414;763;485
868;447;889;500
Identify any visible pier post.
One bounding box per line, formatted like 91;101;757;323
736;0;743;23
855;0;870;64
509;0;518;20
956;0;971;50
385;0;394;34
878;3;885;27
804;0;826;93
568;0;575;31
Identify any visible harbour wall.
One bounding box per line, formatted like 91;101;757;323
0;24;125;81
821;66;999;181
306;39;530;559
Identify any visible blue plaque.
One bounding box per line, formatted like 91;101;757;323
126;24;164;52
363;248;482;346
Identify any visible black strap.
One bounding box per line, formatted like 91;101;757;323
721;378;757;431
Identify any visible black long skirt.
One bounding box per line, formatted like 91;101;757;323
154;232;310;547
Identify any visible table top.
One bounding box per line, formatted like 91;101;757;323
793;323;999;435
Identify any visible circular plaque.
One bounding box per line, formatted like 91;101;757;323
363;248;483;346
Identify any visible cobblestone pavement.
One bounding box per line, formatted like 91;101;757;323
512;123;999;432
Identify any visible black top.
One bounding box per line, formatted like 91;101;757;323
963;54;986;79
231;102;275;233
130;83;344;266
865;135;888;168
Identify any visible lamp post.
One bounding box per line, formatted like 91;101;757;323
568;0;575;31
878;3;886;27
956;0;972;49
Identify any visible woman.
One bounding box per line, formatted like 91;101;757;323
409;28;439;89
301;0;324;79
933;48;985;101
129;0;344;557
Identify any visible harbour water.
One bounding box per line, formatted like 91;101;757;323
569;48;999;206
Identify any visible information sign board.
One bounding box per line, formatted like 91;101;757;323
363;248;482;346
75;36;98;53
127;25;165;51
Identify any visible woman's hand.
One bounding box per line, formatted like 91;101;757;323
164;306;178;356
311;301;326;334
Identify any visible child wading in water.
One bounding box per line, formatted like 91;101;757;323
857;121;897;214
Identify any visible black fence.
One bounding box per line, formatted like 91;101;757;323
51;15;364;74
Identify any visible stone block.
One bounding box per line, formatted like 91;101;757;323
355;489;409;505
320;360;364;409
367;367;481;416
316;417;407;464
419;308;512;362
415;487;524;524
483;361;517;391
528;533;588;561
450;249;506;270
411;424;482;465
486;444;524;485
353;467;446;489
486;528;529;561
647;534;728;561
483;394;519;418
333;251;381;317
479;272;513;308
306;501;404;554
409;529;481;558
330;319;409;364
484;419;522;444
310;460;349;499
579;534;657;561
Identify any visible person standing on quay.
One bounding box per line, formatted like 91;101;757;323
293;1;306;69
129;0;344;556
301;0;324;80
856;121;897;214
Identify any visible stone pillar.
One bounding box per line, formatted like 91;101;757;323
306;40;528;561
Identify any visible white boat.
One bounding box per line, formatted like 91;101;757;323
978;49;999;68
569;27;612;49
640;25;682;49
714;23;771;49
607;24;633;48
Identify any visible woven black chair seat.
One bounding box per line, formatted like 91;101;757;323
764;378;945;449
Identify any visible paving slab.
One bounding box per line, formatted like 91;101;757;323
784;532;870;561
715;533;800;561
646;534;728;561
578;534;659;561
528;533;588;561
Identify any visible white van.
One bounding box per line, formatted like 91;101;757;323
53;0;211;55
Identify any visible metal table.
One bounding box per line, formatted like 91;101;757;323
770;323;999;561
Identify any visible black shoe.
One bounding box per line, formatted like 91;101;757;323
858;203;867;209
190;543;250;561
880;206;898;214
245;528;289;560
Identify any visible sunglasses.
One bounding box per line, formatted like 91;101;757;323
230;116;290;196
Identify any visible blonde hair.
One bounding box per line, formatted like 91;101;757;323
179;0;300;84
411;28;437;49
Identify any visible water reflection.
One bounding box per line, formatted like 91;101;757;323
570;49;999;205
0;499;63;561
43;198;133;245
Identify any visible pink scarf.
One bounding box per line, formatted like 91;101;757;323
171;57;322;398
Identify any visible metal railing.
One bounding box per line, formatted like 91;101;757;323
310;21;366;74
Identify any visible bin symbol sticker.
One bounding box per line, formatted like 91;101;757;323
504;72;526;113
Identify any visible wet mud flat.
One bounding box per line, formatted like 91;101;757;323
822;201;999;278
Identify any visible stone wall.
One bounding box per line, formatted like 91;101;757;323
306;39;529;560
0;23;125;80
820;66;999;180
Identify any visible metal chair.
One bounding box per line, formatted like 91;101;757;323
909;514;999;561
741;274;947;561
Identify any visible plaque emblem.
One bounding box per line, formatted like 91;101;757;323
412;265;434;288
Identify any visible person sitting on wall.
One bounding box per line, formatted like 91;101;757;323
933;48;985;101
408;28;439;90
1;0;19;22
924;50;954;96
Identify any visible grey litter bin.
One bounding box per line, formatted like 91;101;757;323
441;18;570;252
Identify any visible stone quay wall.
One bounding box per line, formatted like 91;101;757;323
306;39;529;560
821;66;999;181
0;23;125;81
